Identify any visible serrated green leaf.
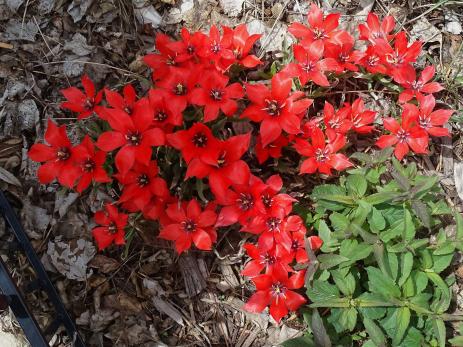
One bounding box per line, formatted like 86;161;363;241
403;209;416;242
411;200;431;228
432;253;454;273
363;317;386;347
398;252;413;287
346;174;368;197
432;319;446;347
366;267;401;298
307;280;340;302
281;335;314;347
427;272;451;313
365;191;397;205
329;212;349;232
368;207;386;232
318;254;349;270
393;307;410;345
331;270;356;296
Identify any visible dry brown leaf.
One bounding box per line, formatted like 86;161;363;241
89;254;120;273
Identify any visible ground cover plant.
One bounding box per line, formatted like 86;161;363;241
26;3;462;345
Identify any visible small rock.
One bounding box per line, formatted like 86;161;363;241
445;12;462;35
64;33;94;56
17;99;39;132
219;0;244;17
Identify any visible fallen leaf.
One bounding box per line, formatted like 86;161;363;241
64;33;94;56
47;238;96;281
89;254;120;273
152;296;184;326
0;166;21;186
219;0;244;17
455;161;463;202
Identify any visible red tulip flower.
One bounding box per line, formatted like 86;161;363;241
28;119;80;187
323;101;353;134
376;111;429;160
148;89;183;129
61;75;103;120
72;135;111;193
241;73;313;147
324;42;364;72
288;3;352;47
294;127;353;175
92;204;128;250
144;33;181;80
349;98;376;134
167;28;208;63
358;12;396;42
253;175;296;217
282;42;340;87
221;24;262;68
114;161;169;211
243;269;307;323
241;243;292;277
374;32;422;71
159;199;218;254
190;70;244;122
255;134;289;164
167;123;220;164
405;95;453;137
104;84;137;116
357;46;388;75
186;133;251;200
392;65;444;103
198;25;234;63
96;108;165;175
156;66;199;115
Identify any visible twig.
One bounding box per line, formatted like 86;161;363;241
258;0;291;58
0;42;13;49
404;0;450;25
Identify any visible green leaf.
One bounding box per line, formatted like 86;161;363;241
329;212;349;232
328;307;358;332
317;220;337;252
307;280;340;302
311;309;332;347
411;200;431;228
318;254;349;270
432;319;446;347
340;239;373;265
331;270;356;296
414;271;429;294
403;209;416;242
346;174;368;197
363;317;386;347
448;336;463;346
282;335;314;347
365;192;397;205
366;267;401;298
375;147;394;163
311;185;349;211
427;272;451;313
456;211;463;242
368;207;386;232
432;253;454;273
398;252;413;287
393;307;410;345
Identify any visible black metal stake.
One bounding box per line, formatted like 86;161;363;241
0;190;86;347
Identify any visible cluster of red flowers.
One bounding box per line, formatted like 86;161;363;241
28;4;452;323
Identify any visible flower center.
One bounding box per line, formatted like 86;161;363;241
187;44;195;55
124;104;132;115
291;240;300;251
302;61;316;73
397;129;409;142
56;147;70;161
84;98;94;111
367;55;379;66
108;222;117;235
237;193;254;211
166;56;176;66
339;53;349;62
312;27;327;40
217;152;226;167
315;148;330;163
385;52;404;66
261;194;273;208
262;253;276;266
264;100;283;117
126;131;142;146
419;115;431;129
210;88;223;101
137;173;150;187
211;41;221;54
154;110;168;122
192;132;208;147
411;81;423;91
182;219;197;233
271;282;287;298
328;117;341;129
266;217;281;232
174;83;187;95
372;31;383;39
83;158;95;172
